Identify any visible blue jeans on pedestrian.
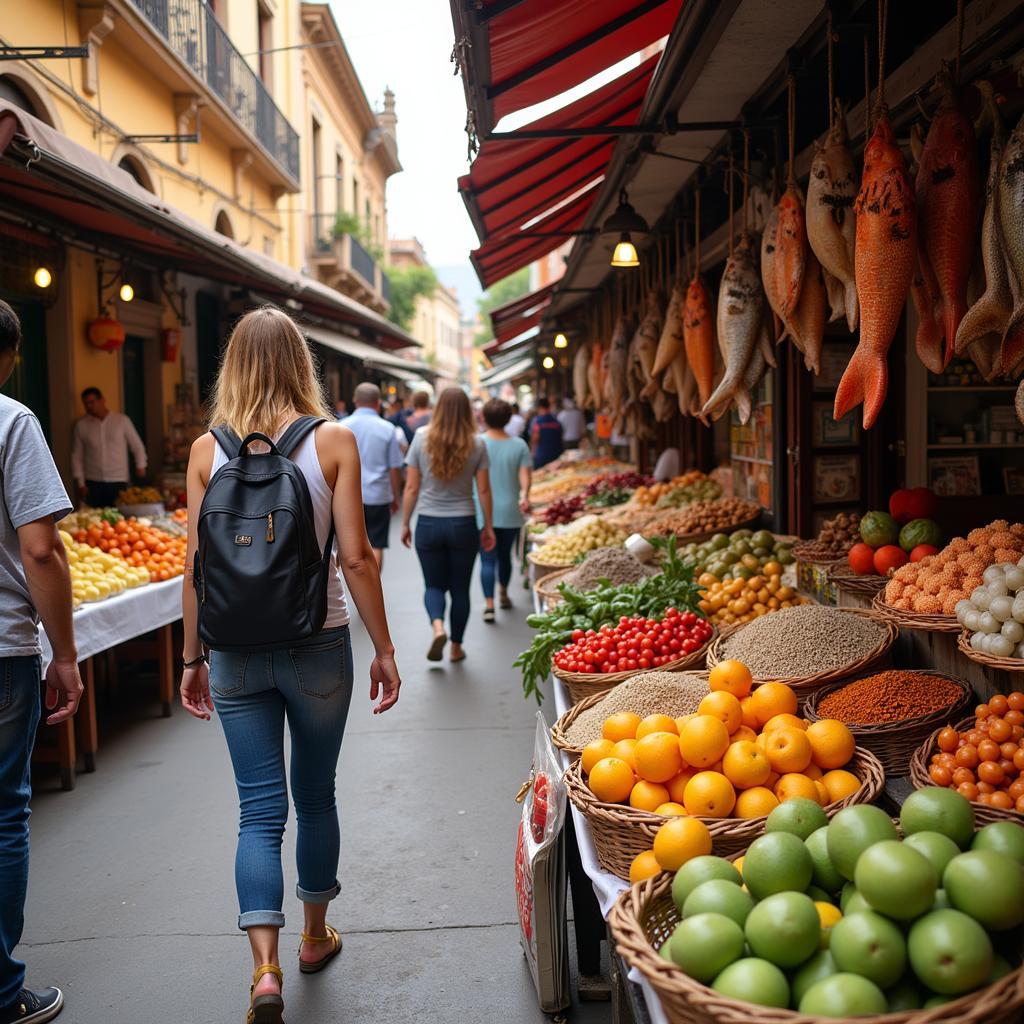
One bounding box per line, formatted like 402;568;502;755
0;656;41;1007
480;527;519;600
414;515;479;644
209;626;354;931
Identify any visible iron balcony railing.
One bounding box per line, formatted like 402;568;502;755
129;0;300;181
308;214;390;307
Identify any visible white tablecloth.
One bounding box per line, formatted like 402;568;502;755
40;577;183;670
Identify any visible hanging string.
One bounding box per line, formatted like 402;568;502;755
727;151;735;257
786;73;797;184
826;9;835;126
863;32;871;137
694;185;702;274
955;0;965;81
876;0;889;110
741;128;751;235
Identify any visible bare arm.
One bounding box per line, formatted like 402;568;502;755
389;466;403;514
476;467;496;551
180;433;213;720
400;463;421;547
19;518;83;724
518;464;533;515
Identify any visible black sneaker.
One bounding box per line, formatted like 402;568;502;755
0;988;64;1024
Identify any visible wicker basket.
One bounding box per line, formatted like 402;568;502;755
705;608;898;697
533;567;574;608
804;670;974;776
565;747;885;878
957;630;1024;674
871;591;960;633
609;870;1024;1024
826;558;888;598
553;631;717;706
910;717;1023;825
526;548;575;571
651;512;763;546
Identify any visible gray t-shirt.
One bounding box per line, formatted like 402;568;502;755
406;430;488;518
0;396;73;656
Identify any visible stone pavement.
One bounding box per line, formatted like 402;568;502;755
22;539;611;1023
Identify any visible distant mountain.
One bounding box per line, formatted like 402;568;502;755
435;264;482;318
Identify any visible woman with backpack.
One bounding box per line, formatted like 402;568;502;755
178;306;401;1024
400;387;495;662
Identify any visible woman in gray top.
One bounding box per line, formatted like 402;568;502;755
401;389;495;662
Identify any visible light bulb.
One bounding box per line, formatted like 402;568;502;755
119;283;135;302
541;355;555;370
553;332;568;348
610;234;639;268
33;267;52;288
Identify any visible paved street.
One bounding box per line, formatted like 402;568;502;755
22;538;609;1023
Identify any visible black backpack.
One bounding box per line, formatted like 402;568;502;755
194;416;336;652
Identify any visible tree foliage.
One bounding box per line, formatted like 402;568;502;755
386;264;438;331
474;267;531;347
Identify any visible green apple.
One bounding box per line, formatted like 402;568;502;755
744;891;821;968
904;830;962;877
798;973;887;1016
807;885;833;904
743;832;813;900
806;826;844;893
907;909;993;995
682;878;755;928
766;798;828;840
839;881;856;911
971;821;1024;865
988;955;1013;983
900;787;975;849
669;912;745;983
711;958;790;1008
827;805;898;879
923;994;955;1008
672;855;741;911
854;840;937;920
942;849;1024;930
659;939;672;962
829;910;907;988
790;949;836;1005
843;890;872;915
885;979;922;1011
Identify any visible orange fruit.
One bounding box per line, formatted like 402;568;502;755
636;714;679;739
762;713;807;733
765;770;781;791
588;757;635;803
764;727;813;774
698;691;743;734
749;682;798;727
732;725;758;743
733;855;745;878
822;769;861;802
722;740;771;790
774;773;821;804
603;712;641;743
803;762;824;781
734;786;779;818
816;902;842;947
666;769;697;804
610;741;634;770
678;715;731;768
709;659;753;698
629;849;663;884
806;719;856;770
655;802;687;817
675;713;697;733
683;771;737;818
814;780;830;806
634;732;684;783
630;780;671;812
739;696;760;731
652;816;712;870
581;738;616;775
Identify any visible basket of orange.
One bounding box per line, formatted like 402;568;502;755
73;517;188;581
563;661;885;879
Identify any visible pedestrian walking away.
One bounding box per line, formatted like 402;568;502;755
557;396;586;450
477;399;531;623
404;390;433;436
530;397;564;469
340;382;405;568
178;306;401;1024
401;388;495;663
70;387;147;508
505;402;526;439
0;300;82;1024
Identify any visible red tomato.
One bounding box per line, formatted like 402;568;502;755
910;544;939;562
847;542;877;575
873;544;909;575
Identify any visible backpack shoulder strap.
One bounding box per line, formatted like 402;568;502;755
211;426;243;458
276;416;323;459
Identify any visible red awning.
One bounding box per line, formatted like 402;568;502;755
459;53;660;245
487;281;557;351
483;0;680;124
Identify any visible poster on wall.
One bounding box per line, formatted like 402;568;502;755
813;454;860;502
816;343;857;393
812;402;860;447
929;456;981;496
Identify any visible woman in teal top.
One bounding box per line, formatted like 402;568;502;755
477;399;532;622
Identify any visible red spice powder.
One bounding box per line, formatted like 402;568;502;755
818;671;961;725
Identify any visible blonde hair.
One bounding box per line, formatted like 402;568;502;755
424;387;476;480
207;306;331;438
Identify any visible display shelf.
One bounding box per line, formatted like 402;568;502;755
730;454;773;465
926;386;1016;393
927;443;1024;450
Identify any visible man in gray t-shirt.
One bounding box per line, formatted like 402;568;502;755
0;300;81;1023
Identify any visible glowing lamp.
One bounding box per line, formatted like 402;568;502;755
119;283;135;302
541;355;555;370
33;267;52;289
611;235;639;268
553;332;568;349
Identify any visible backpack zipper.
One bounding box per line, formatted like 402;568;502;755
266;512;275;543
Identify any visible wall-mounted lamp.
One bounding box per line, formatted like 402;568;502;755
553;332;568;349
119;283;135;302
33;266;53;289
541;355;555;370
602;188;648;269
96;259;134;313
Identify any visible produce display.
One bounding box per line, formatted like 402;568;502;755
582;471;656;509
115;485;163;505
697;570;804;628
648;498;760;539
956;558;1024;660
883;520;1024;615
559;547;658;592
924;692;1024;811
817;671;965;725
536;495;585;526
61;530;149;606
530;516;626;566
630;472;716;508
846;503;942;577
678;529;795;581
528;459;632;506
654;478;722;509
715;605;887;680
552;609;714;676
63;506;123;532
71;517;188;580
653;788;1024;1013
793;512;862;562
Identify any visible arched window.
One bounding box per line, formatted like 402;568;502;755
214;210;235;239
117;155;154;193
0;75;52;125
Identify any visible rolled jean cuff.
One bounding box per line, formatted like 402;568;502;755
296;879;340;905
238;910;285;931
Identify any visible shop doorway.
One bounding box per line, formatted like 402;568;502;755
0;297;51;439
122;335;147;445
196;291;223;405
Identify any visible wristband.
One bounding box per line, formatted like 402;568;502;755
183;654;207;668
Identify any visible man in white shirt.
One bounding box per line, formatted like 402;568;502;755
557;396;587;450
70;387;147;508
505;402;526;439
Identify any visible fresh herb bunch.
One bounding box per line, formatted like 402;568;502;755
515;536;704;704
585;487;631;508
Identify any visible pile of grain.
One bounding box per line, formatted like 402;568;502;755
718;605;886;679
563;672;708;747
562;547;659;591
817;671;963;725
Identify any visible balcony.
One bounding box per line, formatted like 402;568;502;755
127;0;299;182
309;214;391;314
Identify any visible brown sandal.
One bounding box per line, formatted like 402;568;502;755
247;964;283;1024
299;924;342;974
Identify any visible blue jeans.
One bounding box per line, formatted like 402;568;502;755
414;515;479;644
480;527;519;599
0;656;41;1007
209;627;353;930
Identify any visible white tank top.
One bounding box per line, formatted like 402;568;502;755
209;425;349;628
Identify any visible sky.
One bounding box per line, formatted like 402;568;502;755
330;0;482;315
